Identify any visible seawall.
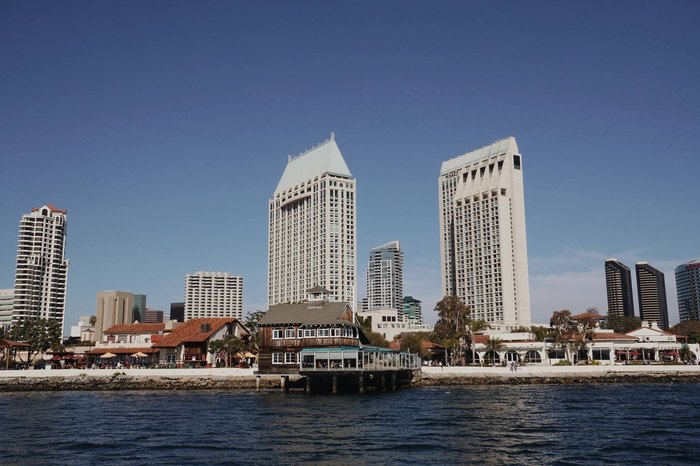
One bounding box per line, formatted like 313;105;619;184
1;365;700;392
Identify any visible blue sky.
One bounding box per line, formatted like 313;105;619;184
1;1;698;330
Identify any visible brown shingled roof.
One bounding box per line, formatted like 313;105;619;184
258;302;354;326
104;323;166;334
154;318;235;348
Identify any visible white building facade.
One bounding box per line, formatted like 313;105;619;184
268;134;357;309
366;241;403;312
439;137;531;329
357;308;432;342
0;289;13;331
11;204;69;333
184;272;244;320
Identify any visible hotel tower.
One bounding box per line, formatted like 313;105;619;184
12;204;69;333
268;134;357;309
439;137;531;328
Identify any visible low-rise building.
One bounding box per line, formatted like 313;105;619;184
357;307;432;341
154;317;249;368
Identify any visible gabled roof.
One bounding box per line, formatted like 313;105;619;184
275;136;352;194
0;339;30;348
154;318;236;348
627;326;674;336
440;137;518;175
258;302;355;327
104;323;166;334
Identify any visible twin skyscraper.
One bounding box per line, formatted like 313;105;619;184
268;135;532;330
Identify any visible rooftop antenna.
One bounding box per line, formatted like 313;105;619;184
330;131;335;141
288;155;293;162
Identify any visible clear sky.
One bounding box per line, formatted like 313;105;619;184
1;1;698;331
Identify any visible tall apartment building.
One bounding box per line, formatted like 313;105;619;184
402;296;423;324
366;241;403;311
0;289;13;331
439;137;531;328
268;134;357;309
605;259;635;318
11;204;69;333
676;260;700;322
184;271;243;320
635;262;669;330
95;291;135;342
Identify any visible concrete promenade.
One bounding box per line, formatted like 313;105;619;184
421;364;700;378
1;364;700;391
0;367;257;379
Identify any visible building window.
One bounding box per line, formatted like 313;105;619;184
285;327;295;339
272;328;283;339
297;328;303;338
273;353;283;364
332;328;341;337
304;329;316;338
318;328;330;337
284;352;297;364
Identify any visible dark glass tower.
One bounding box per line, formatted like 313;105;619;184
676;260;700;322
605;259;635;318
635;262;669;330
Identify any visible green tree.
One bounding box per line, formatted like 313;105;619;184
356;315;372;334
671;321;700;344
89;315;97;327
7;318;62;365
398;332;430;358
433;295;471;366
531;325;555;342
550;310;596;363
483;337;504;365
679;343;694;362
603;314;642;334
365;331;390;348
0;325;5;339
208;334;246;367
243;310;265;349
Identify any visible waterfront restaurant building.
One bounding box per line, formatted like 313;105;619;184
256;287;366;374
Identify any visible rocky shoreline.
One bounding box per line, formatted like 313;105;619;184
2;371;700;392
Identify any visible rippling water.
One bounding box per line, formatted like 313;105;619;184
1;384;698;465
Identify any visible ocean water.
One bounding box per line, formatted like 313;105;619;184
0;384;698;465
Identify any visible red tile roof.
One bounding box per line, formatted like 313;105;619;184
592;332;636;341
0;339;31;348
104;323;166;334
154;318;236;348
32;204;67;214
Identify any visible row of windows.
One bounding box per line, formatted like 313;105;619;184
271;326;358;339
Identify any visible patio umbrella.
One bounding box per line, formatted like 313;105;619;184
100;352;116;359
131;352;148;358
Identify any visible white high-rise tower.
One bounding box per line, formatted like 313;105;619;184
366;241;403;311
184;271;244;320
12;204;69;333
439;137;531;328
268;134;357;309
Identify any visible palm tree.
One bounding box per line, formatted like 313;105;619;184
484;337;504;366
467;319;490;365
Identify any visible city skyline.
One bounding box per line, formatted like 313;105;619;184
1;2;699;329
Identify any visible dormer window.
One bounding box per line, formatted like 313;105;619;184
285;327;295;339
272;328;283;339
